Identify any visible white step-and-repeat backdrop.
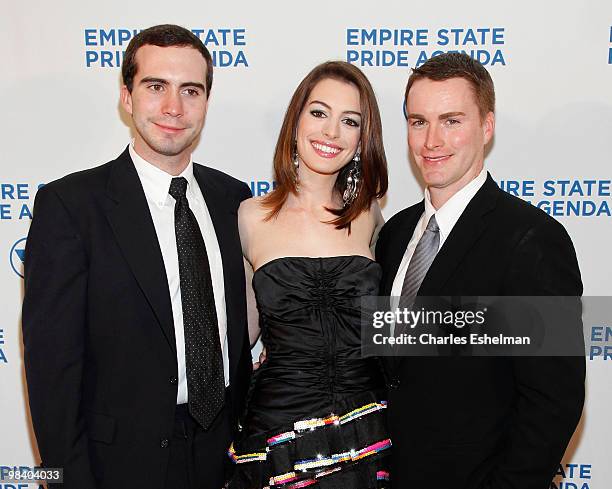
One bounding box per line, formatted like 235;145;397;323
2;1;611;487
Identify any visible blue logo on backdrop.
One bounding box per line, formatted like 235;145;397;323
0;183;42;221
0;328;6;365
551;462;592;488
346;27;506;68
498;179;611;218
0;483;43;489
10;238;26;279
84;28;249;68
590;326;612;361
0;465;46;487
249;180;277;197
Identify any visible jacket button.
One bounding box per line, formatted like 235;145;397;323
169;376;177;385
160;439;169;448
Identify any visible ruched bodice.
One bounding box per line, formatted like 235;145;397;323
246;255;385;434
229;256;390;489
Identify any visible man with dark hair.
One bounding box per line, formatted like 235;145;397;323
376;52;585;488
23;24;252;489
121;24;214;96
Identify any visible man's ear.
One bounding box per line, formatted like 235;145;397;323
120;85;133;116
483;111;495;146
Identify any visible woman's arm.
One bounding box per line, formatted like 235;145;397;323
243;257;261;346
369;199;385;255
238;199;261;346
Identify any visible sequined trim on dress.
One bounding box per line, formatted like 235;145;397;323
228;400;390;488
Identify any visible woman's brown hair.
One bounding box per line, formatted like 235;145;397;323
262;61;388;230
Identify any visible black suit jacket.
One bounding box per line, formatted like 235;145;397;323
375;173;585;489
22;148;252;489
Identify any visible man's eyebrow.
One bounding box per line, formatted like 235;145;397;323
407;111;467;120
439;111;466;119
139;77;168;85
138;77;206;93
309;100;362;117
179;81;206;92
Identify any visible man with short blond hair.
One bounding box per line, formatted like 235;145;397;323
377;53;584;488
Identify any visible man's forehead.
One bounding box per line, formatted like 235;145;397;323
408;77;478;112
134;44;207;79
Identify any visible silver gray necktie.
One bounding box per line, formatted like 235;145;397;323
400;214;440;308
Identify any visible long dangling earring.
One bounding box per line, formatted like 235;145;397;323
342;150;361;207
292;144;300;192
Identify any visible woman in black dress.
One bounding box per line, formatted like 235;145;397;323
230;61;389;489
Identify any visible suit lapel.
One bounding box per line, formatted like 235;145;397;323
380;202;423;375
104;148;176;352
390;174;500;372
381;202;424;295
193;165;245;382
419;173;499;295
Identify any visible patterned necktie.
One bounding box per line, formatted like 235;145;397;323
400;214;440;309
169;177;224;429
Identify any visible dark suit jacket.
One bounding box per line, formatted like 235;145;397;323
22;148;252;489
375;173;585;489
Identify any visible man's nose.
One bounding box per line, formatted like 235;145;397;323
424;124;443;150
162;90;184;117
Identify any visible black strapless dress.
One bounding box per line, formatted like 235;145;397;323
228;256;390;489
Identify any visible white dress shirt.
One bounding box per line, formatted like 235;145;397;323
390;168;488;301
130;144;229;405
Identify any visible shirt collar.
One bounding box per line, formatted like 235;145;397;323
423;167;488;240
129;142;197;208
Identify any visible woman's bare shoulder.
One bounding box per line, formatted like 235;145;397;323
352;199;384;229
239;196;268;223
